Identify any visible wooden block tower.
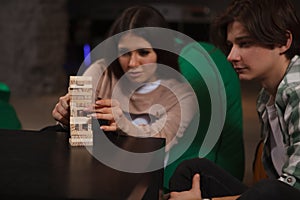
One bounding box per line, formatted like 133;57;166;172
69;76;93;146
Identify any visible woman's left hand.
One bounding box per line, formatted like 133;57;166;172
91;98;123;131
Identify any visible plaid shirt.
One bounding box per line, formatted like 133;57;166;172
257;55;300;190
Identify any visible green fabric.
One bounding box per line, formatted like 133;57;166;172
0;82;10;103
164;42;245;190
0;82;22;130
0;101;22;129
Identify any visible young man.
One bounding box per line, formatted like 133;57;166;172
168;0;300;199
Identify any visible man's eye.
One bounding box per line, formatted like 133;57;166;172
226;42;233;49
138;49;150;56
239;41;253;48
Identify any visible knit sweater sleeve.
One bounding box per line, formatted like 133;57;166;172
116;82;198;152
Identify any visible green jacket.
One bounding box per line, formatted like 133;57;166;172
0;82;22;130
164;42;245;190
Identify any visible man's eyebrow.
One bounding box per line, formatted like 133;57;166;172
234;35;253;42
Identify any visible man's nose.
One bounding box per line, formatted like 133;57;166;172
227;46;240;62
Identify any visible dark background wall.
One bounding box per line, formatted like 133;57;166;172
1;0;299;96
0;0;68;96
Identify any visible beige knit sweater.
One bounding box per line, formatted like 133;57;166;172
84;59;198;151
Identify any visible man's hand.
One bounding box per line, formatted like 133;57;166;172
169;173;202;200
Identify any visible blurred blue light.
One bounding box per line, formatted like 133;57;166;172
83;44;91;67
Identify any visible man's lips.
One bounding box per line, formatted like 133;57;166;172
234;67;246;73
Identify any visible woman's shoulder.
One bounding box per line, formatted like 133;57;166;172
162;78;193;92
83;59;113;88
83;59;107;76
156;79;195;102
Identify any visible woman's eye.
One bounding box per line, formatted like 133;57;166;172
119;51;130;57
138;49;150;56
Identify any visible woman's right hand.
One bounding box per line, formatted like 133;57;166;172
52;93;70;126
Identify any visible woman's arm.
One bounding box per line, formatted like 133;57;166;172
115;82;198;151
91;81;198;151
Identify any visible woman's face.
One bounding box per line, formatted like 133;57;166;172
118;33;158;83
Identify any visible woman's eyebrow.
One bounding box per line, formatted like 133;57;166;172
118;47;152;51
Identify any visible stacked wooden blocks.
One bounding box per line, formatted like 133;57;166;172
69;76;93;146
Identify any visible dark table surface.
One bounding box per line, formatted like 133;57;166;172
0;128;165;199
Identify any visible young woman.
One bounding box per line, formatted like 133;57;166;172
52;4;197;162
168;0;300;199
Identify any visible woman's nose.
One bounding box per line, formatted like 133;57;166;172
129;52;139;67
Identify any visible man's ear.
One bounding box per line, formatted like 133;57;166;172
280;31;292;54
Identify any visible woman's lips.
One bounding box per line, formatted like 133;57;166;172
127;71;142;77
